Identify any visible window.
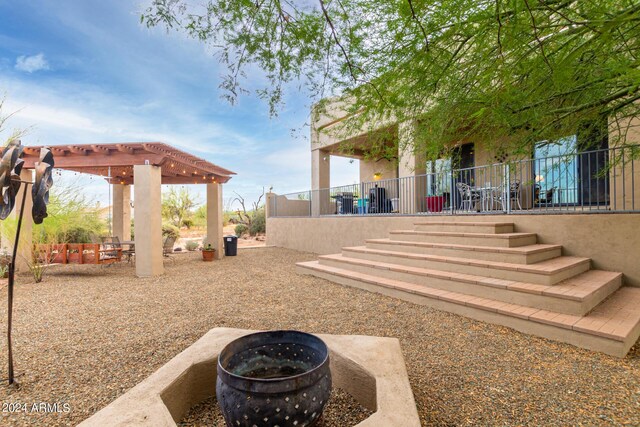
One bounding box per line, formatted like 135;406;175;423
534;135;578;205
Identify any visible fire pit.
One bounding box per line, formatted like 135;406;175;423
216;330;331;427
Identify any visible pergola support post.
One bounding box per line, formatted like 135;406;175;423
206;182;224;260
134;165;163;277
112;184;131;241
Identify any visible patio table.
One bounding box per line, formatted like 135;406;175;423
473;186;500;211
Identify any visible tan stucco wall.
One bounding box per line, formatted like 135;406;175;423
267;214;640;287
359;158;397;183
271;195;311;217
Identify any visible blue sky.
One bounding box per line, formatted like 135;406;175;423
0;0;359;209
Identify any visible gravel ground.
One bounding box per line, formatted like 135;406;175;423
0;247;638;426
180;388;372;426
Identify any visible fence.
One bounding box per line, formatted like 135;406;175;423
269;145;640;217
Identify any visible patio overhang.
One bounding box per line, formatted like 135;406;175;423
20;142;236;185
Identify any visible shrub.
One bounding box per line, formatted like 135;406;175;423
249;208;266;236
35;187;107;243
162;187;197;227
235;224;248;237
185;241;199;251
162;223;180;239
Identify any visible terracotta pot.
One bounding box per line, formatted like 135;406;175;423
202;249;215;262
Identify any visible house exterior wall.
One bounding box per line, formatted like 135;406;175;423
267;213;640;287
610;116;640;210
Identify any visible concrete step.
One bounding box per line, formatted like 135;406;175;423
413;221;514;234
317;254;619;315
366;238;562;264
340;247;590;286
297;261;640;358
389;230;537;247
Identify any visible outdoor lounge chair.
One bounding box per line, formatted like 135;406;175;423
163;235;176;257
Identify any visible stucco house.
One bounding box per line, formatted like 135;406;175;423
266;97;640;357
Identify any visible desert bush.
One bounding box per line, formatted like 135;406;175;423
192;205;207;228
162;223;181;239
162;187;197;227
27;252;49;283
249;208;265;236
185;241;199;251
235;224;248;237
37;187;106;243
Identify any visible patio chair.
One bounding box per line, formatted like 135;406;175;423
492;180;522;210
101;236;134;263
541;187;556;206
163;235;176;257
455;182;481;211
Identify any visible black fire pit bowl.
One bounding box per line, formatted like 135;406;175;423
216;330;332;427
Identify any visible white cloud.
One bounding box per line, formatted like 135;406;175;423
15;53;50;73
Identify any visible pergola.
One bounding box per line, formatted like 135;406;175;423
19;142;236;277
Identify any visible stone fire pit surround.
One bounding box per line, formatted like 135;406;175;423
78;328;420;426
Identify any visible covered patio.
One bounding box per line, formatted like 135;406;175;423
20;142;235;277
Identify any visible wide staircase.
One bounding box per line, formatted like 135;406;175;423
297;221;640;357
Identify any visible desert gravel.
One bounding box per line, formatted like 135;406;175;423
180;388;372;426
0;247;638;426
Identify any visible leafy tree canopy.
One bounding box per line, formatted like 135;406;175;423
142;0;640;159
162;187;198;227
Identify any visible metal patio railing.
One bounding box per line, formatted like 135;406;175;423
268;145;640;217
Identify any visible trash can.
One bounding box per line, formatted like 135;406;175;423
224;235;238;256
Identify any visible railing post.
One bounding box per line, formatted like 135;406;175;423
450;168;455;215
505;164;511;214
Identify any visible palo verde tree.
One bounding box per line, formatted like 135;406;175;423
162;186;198;228
142;1;640;160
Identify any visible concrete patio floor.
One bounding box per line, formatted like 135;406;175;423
0;247;638;426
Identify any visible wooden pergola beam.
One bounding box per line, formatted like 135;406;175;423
91;145;112;155
20;142;235;183
50;147;67;156
116;144;135;155
68;146;90;155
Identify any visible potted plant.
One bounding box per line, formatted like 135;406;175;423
202;243;215;262
425;158;450;213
